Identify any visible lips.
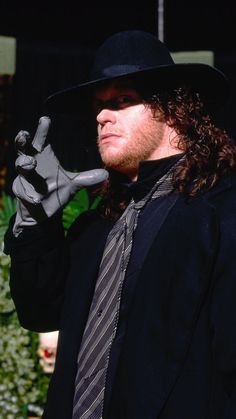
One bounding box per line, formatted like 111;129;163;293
100;133;120;141
99;133;122;147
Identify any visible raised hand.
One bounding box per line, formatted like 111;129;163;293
12;116;108;236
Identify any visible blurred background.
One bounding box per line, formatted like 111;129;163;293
0;0;235;194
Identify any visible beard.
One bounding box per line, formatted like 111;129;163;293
97;122;165;177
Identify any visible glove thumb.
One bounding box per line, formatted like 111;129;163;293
70;168;108;190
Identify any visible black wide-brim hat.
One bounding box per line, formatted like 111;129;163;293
45;30;229;114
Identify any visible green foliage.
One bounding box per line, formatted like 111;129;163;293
0;194;49;419
62;188;102;233
0;189;101;417
0;311;48;418
0;251;14;315
0;193;16;243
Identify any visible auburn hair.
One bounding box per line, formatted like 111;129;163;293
97;85;236;219
146;86;236;195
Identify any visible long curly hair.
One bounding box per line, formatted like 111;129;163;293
146;86;236;195
98;85;236;219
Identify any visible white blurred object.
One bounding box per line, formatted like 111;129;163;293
38;331;59;373
171;50;214;67
0;35;16;75
158;0;164;42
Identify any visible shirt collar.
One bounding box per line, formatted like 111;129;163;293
124;153;184;201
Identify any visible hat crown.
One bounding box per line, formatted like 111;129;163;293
91;30;175;80
45;30;228;114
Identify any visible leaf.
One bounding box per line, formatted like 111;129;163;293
62;188;101;233
2;192;16;219
0;193;16;242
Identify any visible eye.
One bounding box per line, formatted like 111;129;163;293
116;95;138;108
93;93;141;114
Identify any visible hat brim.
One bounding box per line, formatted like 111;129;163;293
45;63;229;115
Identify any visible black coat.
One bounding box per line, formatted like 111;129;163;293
5;172;236;419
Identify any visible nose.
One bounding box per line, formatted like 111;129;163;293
96;108;116;126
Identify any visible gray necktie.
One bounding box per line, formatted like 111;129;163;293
72;167;175;419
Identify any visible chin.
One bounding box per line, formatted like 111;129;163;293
101;150;139;174
100;153;121;168
103;160;137;177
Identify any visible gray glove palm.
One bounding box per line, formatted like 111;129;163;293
12;116;108;236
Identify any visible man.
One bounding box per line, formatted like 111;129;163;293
4;30;236;418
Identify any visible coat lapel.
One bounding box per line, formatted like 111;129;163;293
108;192;219;418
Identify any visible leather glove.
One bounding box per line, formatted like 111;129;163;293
12;116;108;237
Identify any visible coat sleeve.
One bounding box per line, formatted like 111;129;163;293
210;196;236;418
4;213;69;332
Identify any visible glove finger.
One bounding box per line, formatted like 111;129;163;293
32;116;51;152
13;176;42;204
73;168;108;188
15;130;31;153
15;154;37;173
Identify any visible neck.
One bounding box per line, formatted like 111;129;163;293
147;125;182;159
130;126;182;181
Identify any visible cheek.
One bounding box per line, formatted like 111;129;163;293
126;117;152;141
124;116;146;139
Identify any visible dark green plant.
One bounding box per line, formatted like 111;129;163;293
0;192;50;418
0;192;16;243
62;188;102;233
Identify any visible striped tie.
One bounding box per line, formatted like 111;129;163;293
72;166;177;419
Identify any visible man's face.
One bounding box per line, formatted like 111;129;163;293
93;80;167;180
